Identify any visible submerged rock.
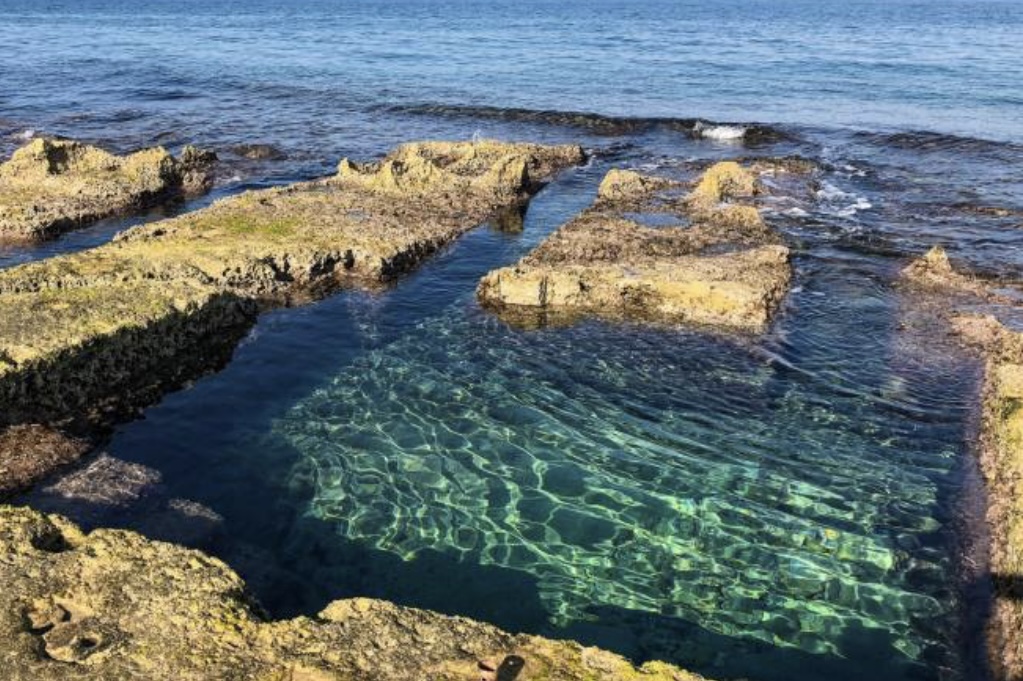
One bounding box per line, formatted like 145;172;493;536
229;143;288;160
0;505;705;681
0;138;216;241
477;161;790;331
0;426;90;498
0;139;584;485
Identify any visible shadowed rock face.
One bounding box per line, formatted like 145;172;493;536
0;505;706;681
476;162;791;331
900;250;1023;680
0;139;584;493
0;138;216;241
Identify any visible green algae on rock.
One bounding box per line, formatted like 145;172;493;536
0;138;216;241
476;162;790;331
0;505;705;681
0;140;584;491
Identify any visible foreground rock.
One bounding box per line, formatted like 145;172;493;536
0;505;704;681
0;138;216;241
0;140;584;493
477;162;791;331
901;249;1023;680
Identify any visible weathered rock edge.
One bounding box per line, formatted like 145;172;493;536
902;247;1023;680
0;505;706;681
0;138;216;241
476;162;791;331
0;140;585;495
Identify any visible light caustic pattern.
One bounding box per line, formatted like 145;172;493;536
274;269;966;666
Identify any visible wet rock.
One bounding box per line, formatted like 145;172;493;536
0;138;216;241
0;505;706;681
0;425;90;500
900;251;1023;679
229;143;288;160
477;162;791;332
0;139;583;481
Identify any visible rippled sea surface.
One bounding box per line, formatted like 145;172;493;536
5;1;1023;680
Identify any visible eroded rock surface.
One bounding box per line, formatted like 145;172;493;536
477;161;791;331
0;505;704;681
0;138;216;241
901;249;1023;680
0;140;584;491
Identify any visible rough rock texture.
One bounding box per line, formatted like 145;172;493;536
0;140;584;489
901;250;1023;680
477;162;790;331
0;426;90;498
953;314;1023;681
0;138;216;241
0;505;705;681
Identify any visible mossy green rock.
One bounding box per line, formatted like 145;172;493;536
0;138;216;241
0;139;584;488
0;505;705;681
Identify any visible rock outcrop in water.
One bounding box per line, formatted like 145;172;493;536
902;249;1023;680
0;140;584;495
476;161;790;331
0;138;216;241
0;505;704;681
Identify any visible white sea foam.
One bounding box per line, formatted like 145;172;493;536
784;207;810;217
694;122;747;141
14;129;35;141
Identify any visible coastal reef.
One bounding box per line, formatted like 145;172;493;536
902;247;1023;680
0;140;585;493
476;162;791;331
0;138;216;241
0;505;705;681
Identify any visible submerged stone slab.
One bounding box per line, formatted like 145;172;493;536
0;140;584;491
0;505;706;681
477;162;791;331
0;138;215;241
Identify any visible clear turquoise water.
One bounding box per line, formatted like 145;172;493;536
5;2;1023;679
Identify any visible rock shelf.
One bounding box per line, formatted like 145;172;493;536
0;139;585;494
476;162;791;331
0;138;216;241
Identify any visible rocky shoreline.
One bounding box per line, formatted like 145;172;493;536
0;505;703;681
476;162;793;331
0;138;216;242
0;139;584;493
1;132;1020;680
901;247;1023;680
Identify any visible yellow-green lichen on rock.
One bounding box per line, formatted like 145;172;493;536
0;139;584;491
477;161;790;331
0;138;216;241
0;504;706;681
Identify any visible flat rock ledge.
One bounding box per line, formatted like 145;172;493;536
0;139;585;493
0;505;704;681
901;249;1023;680
0;138;216;241
476;162;791;331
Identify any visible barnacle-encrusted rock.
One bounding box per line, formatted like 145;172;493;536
0;505;705;681
0;140;584;486
0;138;216;241
477;161;790;331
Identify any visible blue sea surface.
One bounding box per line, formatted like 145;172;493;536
4;1;1023;680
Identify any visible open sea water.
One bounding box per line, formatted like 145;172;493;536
3;1;1023;680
